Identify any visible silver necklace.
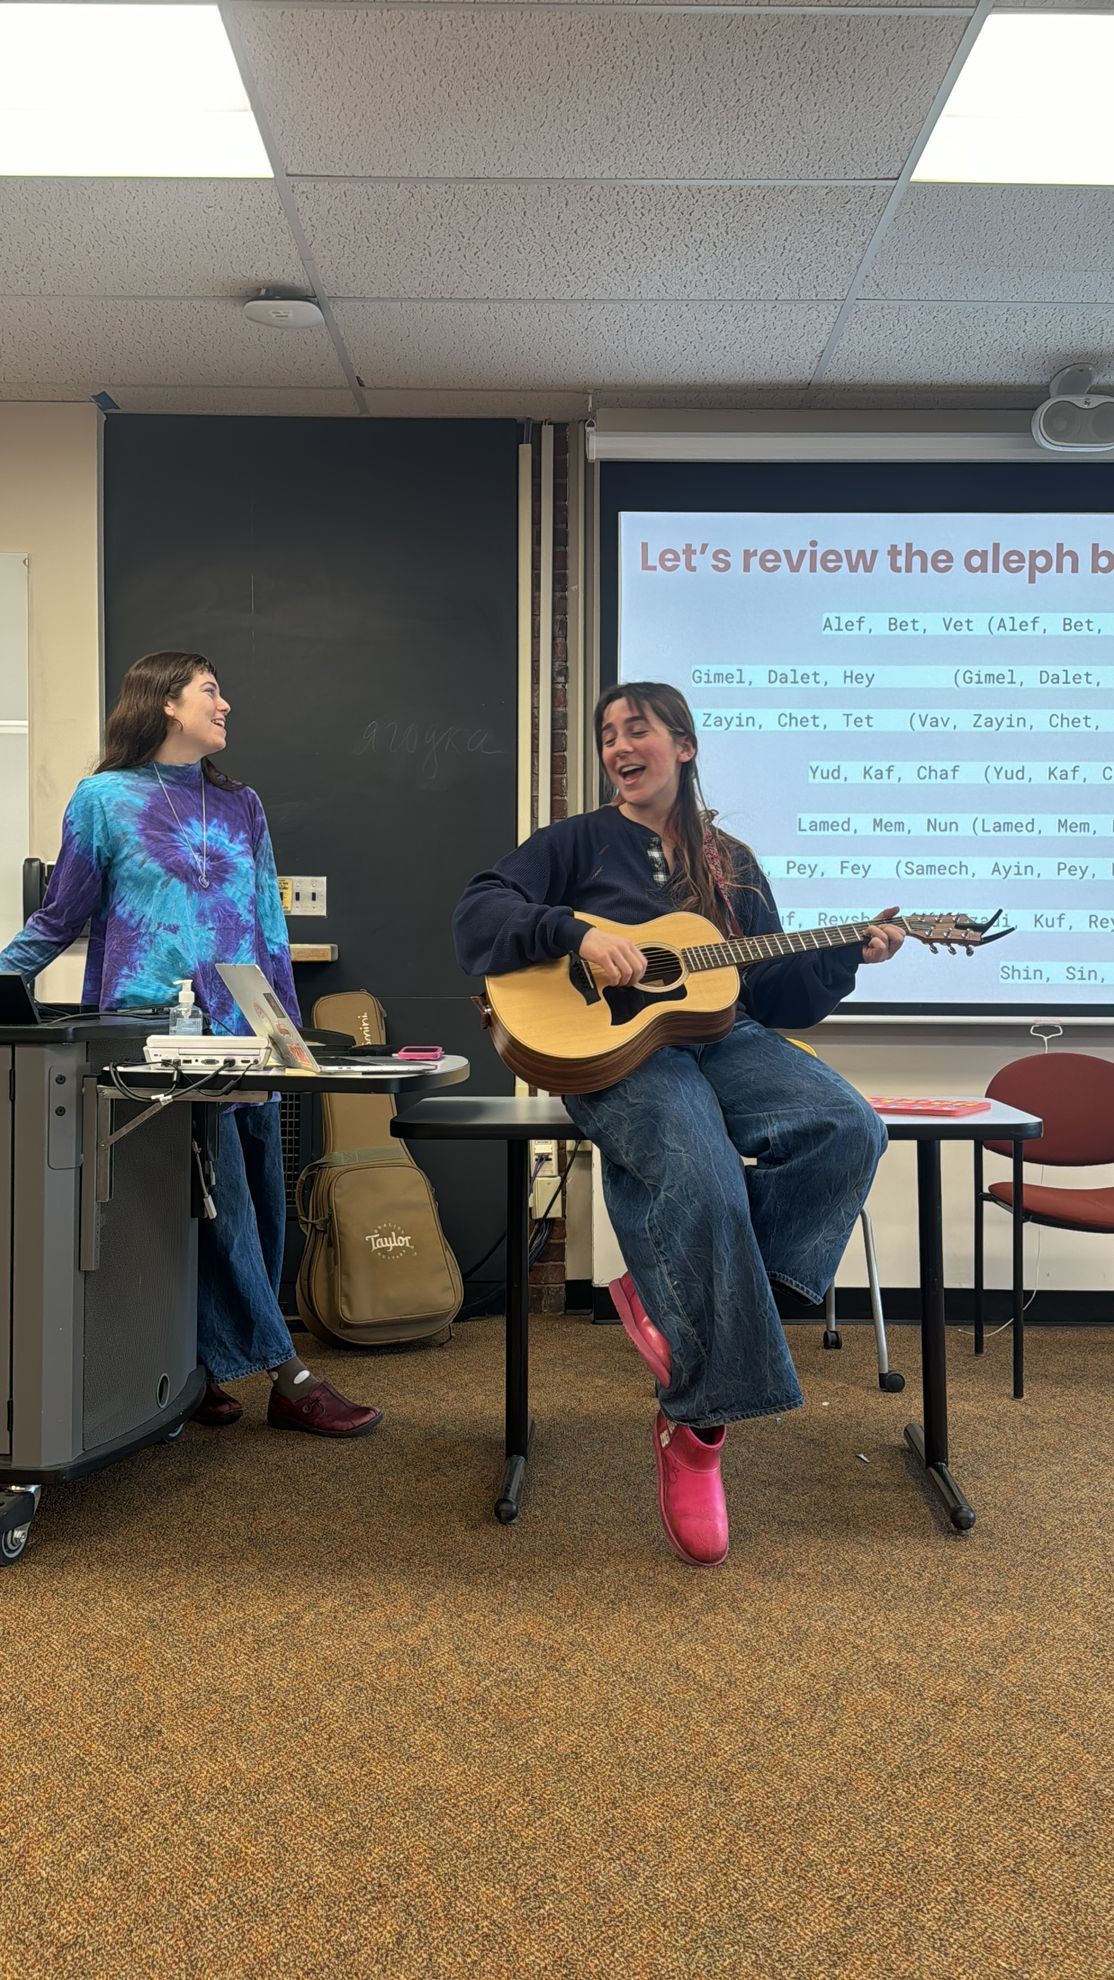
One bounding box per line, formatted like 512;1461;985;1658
153;764;209;889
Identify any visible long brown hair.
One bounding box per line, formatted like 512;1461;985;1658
95;651;237;787
593;680;759;932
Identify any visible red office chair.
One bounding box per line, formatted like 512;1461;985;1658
974;1051;1114;1398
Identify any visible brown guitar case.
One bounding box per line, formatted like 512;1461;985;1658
294;990;462;1347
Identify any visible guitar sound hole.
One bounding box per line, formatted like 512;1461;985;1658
639;946;683;988
603;983;687;1026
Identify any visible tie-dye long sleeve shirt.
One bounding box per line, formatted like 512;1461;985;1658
0;762;300;1035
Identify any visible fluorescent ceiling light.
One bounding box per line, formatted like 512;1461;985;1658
915;13;1114;186
0;5;271;177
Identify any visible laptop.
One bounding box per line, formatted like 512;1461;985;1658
216;963;396;1075
216;963;323;1070
0;972;41;1025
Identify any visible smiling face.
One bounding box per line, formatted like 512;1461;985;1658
163;668;230;759
598;695;695;825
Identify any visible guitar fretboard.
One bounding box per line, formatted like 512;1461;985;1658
680;923;878;973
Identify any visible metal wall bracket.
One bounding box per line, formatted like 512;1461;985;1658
79;1080;174;1272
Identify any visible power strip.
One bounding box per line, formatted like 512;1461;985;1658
143;1035;274;1070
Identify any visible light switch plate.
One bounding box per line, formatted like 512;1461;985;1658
288;876;327;917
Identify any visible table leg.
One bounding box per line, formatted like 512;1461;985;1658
972;1142;984;1355
1012;1139;1025;1401
904;1138;976;1531
495;1139;534;1524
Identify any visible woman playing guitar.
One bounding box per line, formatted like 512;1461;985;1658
452;681;904;1568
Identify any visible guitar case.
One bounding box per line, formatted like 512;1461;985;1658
294;990;463;1348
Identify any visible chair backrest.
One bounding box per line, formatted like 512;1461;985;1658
985;1052;1114;1166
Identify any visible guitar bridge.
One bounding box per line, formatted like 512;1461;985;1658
568;954;602;1006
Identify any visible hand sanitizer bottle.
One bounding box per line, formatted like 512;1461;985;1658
168;978;203;1036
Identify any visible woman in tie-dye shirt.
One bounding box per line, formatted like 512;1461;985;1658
0;651;381;1441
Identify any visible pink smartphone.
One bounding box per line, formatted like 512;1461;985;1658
395;1047;444;1061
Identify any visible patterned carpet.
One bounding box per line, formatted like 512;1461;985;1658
3;1318;1111;1979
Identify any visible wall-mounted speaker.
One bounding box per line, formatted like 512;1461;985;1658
1032;368;1114;454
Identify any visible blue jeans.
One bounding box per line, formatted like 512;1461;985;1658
563;1018;887;1429
197;1103;296;1383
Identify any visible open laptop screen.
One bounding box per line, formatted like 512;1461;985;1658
215;964;320;1071
0;973;41;1025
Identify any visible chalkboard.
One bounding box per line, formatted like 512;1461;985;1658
103;416;518;1293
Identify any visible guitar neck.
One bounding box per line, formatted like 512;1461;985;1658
684;922;879;973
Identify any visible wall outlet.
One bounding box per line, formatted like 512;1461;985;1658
287;876;327;918
530;1139;562;1219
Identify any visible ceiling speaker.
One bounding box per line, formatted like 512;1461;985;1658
242;297;324;331
1031;394;1114;454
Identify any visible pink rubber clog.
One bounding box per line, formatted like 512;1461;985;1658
653;1411;729;1567
608;1273;672;1387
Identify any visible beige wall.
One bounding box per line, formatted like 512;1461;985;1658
0;402;102;996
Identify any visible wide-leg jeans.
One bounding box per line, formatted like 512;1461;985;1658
197;1103;297;1382
563;1017;888;1429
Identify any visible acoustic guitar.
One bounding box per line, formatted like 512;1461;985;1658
475;909;1012;1094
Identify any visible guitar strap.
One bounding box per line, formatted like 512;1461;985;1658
702;828;744;940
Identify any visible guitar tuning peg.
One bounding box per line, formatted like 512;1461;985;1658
929;942;939;955
947;944;956;955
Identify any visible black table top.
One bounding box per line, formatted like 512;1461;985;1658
393;1094;577;1140
392;1093;1043;1143
0;1014;153;1046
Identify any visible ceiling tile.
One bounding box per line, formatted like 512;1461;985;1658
295;180;889;301
332;299;839;389
825;303;1114;389
235;8;965;180
0;179;305;300
0;299;349;388
865;187;1114;304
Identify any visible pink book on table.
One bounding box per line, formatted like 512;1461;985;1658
868;1097;992;1116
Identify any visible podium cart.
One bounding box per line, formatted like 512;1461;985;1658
0;1021;467;1566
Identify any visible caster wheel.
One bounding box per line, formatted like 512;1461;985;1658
822;1329;842;1350
879;1370;906;1393
1;1524;31;1566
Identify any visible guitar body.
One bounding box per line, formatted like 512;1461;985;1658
477;902;1008;1095
482;911;740;1094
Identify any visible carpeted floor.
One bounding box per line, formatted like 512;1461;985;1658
3;1318;1111;1980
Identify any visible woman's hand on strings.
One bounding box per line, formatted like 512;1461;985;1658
861;908;906;965
578;925;648;986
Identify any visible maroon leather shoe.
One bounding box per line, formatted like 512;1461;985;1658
266;1378;383;1439
194;1380;243;1428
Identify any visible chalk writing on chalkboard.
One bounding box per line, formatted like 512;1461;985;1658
355;717;506;785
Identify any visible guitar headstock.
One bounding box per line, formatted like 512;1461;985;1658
898;909;1014;955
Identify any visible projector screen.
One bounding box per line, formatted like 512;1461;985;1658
612;490;1114;1015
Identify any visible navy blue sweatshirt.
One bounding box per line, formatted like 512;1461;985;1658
452;807;859;1031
